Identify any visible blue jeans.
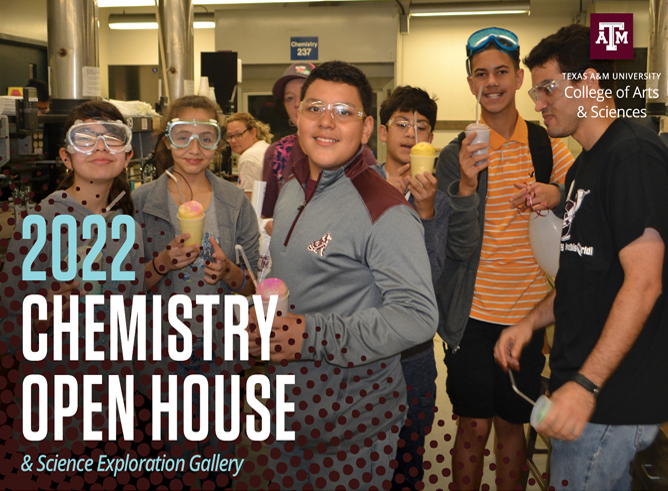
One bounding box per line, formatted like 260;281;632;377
550;422;661;491
392;344;437;491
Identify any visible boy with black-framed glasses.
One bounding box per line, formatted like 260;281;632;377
435;27;574;489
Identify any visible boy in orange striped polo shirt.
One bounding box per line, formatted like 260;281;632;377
435;27;574;490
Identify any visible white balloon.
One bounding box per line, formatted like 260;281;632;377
528;210;562;278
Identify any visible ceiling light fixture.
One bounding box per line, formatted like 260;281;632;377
410;1;530;17
100;0;363;6
108;12;215;29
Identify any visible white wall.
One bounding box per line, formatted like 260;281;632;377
399;0;581;148
214;4;397;64
99;7;215;99
588;1;649;46
0;0;47;42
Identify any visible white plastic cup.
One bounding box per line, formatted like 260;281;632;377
465;123;491;165
530;395;553;429
410;155;436;178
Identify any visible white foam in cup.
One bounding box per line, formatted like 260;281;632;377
465;123;491;165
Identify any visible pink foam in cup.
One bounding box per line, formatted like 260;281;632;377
257;278;290;317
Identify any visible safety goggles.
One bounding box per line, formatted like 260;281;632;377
466;27;520;75
386;117;431;133
66;120;132;155
299;100;366;123
528;79;566;105
166;119;221;150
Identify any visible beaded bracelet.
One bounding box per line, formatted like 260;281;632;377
229;268;247;292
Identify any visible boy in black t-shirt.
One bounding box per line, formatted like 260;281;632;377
495;24;668;490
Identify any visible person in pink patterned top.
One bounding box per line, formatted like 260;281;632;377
261;63;315;218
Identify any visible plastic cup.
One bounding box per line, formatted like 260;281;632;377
410;155;436;178
465;123;491;165
257;278;290;318
530;395;553;429
179;215;205;247
262;293;289;318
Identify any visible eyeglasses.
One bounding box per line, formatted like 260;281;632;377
166;119;221;150
299;100;366;123
224;128;250;142
528;79;566;105
386;117;431;133
66;120;132;155
466;27;520;75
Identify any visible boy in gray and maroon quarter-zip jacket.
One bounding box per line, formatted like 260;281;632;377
248;61;438;490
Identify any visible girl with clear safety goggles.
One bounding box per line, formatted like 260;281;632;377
0;101;144;483
131;95;260;488
59;103;135;216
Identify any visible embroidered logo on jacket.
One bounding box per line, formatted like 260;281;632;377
308;233;332;256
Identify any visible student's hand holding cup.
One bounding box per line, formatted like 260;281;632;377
458;131;490;196
154;234;200;275
408;172;438;220
247;307;306;361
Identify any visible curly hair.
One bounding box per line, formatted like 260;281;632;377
224;112;273;144
523;24;615;92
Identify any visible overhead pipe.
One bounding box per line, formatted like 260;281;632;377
47;0;99;114
157;0;194;104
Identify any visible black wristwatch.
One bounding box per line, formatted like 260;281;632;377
572;373;600;397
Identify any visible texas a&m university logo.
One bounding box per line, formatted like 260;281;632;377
590;13;633;60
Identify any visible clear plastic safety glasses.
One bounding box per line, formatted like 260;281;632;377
66;120;133;155
166;119;222;150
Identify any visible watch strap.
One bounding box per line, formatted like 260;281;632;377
572;373;600;397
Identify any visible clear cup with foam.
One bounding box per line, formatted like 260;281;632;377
465;123;491;165
410;142;437;178
177;200;205;247
530;395;553;429
256;278;290;317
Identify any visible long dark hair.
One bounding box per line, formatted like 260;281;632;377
154;95;223;179
58;100;134;216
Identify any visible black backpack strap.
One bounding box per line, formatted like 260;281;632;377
526;122;553;184
457;131;466;146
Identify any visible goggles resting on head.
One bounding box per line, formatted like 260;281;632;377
66;120;133;155
166;119;222;150
299;100;366;123
466;27;520;75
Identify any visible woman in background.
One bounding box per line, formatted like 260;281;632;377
261;62;314;218
224;112;272;200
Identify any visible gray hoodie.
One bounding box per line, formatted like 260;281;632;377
269;144;438;454
0;191;144;444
